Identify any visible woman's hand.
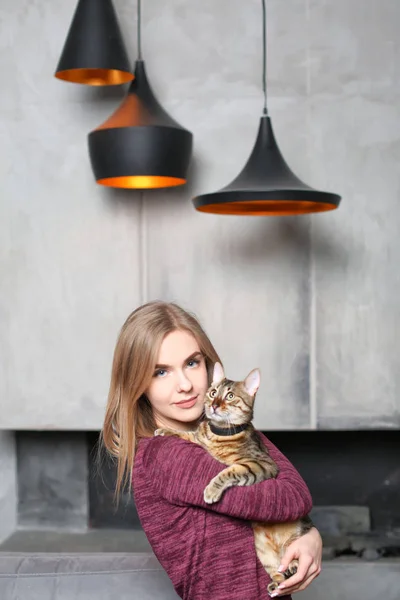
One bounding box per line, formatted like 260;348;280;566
269;527;322;597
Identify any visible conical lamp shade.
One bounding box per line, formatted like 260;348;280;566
193;116;341;215
55;0;133;85
88;60;193;188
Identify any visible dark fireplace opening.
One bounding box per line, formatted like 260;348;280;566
88;429;400;559
265;430;400;560
266;430;400;533
88;430;400;530
11;429;400;559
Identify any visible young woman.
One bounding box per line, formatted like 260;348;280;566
100;301;322;600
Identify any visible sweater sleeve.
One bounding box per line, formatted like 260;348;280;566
141;432;312;522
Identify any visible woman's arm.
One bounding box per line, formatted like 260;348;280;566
142;432;312;522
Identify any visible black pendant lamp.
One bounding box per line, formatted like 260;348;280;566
88;0;192;189
55;0;133;86
193;0;341;216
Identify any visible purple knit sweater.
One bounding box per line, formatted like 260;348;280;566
132;431;313;600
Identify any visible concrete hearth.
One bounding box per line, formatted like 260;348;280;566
0;548;399;600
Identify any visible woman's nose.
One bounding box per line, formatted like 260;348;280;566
177;371;193;392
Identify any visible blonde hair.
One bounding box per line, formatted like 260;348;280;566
98;301;221;505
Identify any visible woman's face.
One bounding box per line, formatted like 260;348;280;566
145;329;209;431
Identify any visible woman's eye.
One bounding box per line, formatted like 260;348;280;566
187;358;199;368
227;392;234;400
154;369;167;377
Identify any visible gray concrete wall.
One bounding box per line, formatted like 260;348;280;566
0;433;17;543
0;0;399;431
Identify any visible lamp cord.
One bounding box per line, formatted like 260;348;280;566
137;0;265;104
137;0;142;59
137;0;265;105
262;0;268;115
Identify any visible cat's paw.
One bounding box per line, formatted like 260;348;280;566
267;581;279;594
267;573;285;595
284;559;299;579
154;428;179;438
154;428;167;436
203;483;223;504
265;463;279;479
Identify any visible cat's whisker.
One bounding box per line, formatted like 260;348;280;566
227;415;236;431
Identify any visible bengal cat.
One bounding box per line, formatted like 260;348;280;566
155;362;313;594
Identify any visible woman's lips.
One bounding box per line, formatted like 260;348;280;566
175;396;198;409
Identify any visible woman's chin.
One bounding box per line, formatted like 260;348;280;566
176;407;203;422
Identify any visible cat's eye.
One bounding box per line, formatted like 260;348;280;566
210;389;217;398
227;392;235;400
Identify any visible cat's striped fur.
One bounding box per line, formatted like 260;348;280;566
155;362;313;594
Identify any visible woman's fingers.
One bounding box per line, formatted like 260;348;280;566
278;556;313;590
288;566;321;594
277;563;321;595
279;571;315;595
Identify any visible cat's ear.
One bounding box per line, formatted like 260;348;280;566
244;368;260;397
212;362;225;385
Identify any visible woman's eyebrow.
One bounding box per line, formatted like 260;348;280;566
154;351;202;370
184;351;202;363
